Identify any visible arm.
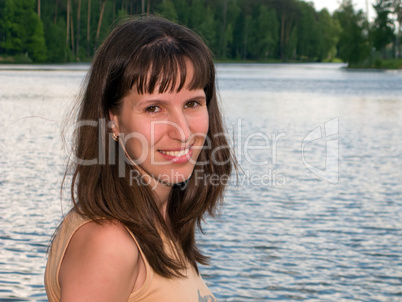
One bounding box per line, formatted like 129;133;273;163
59;220;141;302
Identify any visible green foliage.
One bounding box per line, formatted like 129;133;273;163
296;1;320;60
171;0;189;24
45;19;67;62
248;5;279;59
220;0;241;58
0;0;29;54
27;17;47;62
14;53;33;63
374;57;383;68
379;58;402;68
286;25;298;60
194;5;217;51
317;9;341;61
270;0;300;61
334;0;371;65
0;0;398;65
372;0;395;58
157;0;178;22
0;0;47;62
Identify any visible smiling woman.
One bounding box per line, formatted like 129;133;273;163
44;16;235;302
110;60;209;190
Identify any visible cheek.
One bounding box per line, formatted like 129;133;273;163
192;111;209;135
120;120;154;160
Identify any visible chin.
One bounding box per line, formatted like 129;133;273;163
156;169;194;186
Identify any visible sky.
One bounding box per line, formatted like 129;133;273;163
304;0;376;19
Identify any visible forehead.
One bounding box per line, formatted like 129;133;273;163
137;58;198;94
156;59;196;91
122;46;211;98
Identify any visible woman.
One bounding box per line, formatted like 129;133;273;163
45;16;234;302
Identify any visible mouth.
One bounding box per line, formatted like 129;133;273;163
158;146;193;163
158;148;190;157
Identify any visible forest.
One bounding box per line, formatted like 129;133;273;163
0;0;401;67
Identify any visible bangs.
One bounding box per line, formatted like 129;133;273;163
122;38;213;97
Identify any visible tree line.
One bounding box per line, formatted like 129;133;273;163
0;0;401;66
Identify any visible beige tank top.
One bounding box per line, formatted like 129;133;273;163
44;210;217;302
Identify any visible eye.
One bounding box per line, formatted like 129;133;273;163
145;106;161;113
185;101;200;109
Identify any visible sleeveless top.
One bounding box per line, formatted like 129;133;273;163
44;210;217;302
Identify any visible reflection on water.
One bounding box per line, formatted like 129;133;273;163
1;63;401;301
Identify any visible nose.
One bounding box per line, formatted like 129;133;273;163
167;109;191;142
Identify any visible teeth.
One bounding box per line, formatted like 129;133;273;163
160;148;189;157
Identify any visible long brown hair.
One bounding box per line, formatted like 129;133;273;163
64;16;234;278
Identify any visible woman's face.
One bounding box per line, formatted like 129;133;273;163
110;62;209;187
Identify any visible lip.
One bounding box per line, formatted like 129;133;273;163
158;146;193;163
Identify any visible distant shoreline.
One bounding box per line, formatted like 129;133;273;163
351;58;402;70
1;58;401;70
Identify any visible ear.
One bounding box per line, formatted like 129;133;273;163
108;110;120;134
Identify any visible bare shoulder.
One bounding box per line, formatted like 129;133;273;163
59;219;141;302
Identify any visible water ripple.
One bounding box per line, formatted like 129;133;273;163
1;64;402;301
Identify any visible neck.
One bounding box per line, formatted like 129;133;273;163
152;180;172;219
132;165;172;219
139;173;172;219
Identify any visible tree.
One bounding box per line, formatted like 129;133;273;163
27;12;47;61
76;0;82;58
392;0;402;56
157;0;178;22
0;0;47;62
334;0;370;66
248;5;279;59
317;8;341;61
95;0;106;44
196;6;218;51
66;0;70;49
172;0;189;25
187;0;217;50
220;0;241;59
53;0;59;24
1;0;387;63
45;18;67;62
219;0;228;58
296;1;320;60
0;0;25;55
270;0;300;61
87;0;91;57
372;0;395;58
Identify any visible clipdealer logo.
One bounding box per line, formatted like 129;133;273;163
302;118;339;184
64;117;339;185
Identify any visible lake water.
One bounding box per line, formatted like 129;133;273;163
0;63;401;301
